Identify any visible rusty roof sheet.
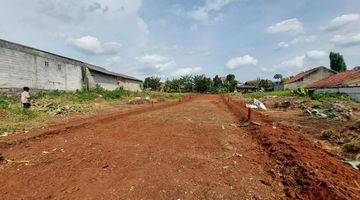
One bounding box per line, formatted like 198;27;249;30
307;69;360;88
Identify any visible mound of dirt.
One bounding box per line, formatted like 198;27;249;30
224;96;360;200
320;120;360;159
0;153;6;166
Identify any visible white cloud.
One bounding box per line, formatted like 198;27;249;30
322;13;360;32
306;50;327;59
175;67;202;76
276;35;317;50
270;51;328;73
331;33;360;47
70;35;121;55
136;54;176;71
227;55;258;69
277;42;289;49
105;55;122;66
291;35;317;44
188;0;238;24
190;24;198;31
267;18;304;35
278;55;305;69
260;67;274;72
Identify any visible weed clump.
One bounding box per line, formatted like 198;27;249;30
0;97;10;109
311;91;350;101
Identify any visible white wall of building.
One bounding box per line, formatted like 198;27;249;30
0;39;142;93
0;46;83;91
284;68;336;89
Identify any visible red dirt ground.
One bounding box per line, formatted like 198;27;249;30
0;95;359;199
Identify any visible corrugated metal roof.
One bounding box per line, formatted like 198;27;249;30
285;66;336;85
0;38;142;82
307;69;360;89
86;64;142;82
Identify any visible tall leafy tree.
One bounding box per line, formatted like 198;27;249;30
224;74;237;92
179;75;194;92
143;77;161;91
273;74;283;80
193;75;212;93
329;52;347;72
213;75;223;89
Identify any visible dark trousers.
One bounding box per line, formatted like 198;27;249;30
23;103;31;109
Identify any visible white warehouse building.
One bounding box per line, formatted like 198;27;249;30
0;39;142;94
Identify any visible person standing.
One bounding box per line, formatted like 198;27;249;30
21;87;31;109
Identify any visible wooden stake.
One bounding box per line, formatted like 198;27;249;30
247;108;251;121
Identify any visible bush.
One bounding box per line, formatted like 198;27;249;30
311;91;350;101
102;87;130;100
74;90;98;102
35;90;68;99
241;90;293;99
291;88;308;97
0;98;10;109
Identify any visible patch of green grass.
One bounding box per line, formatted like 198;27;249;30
311;91;351;101
240;90;293;99
0;87;188;136
0;97;10;109
102;87;130;100
74;90;98;102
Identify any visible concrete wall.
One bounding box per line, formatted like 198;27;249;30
285;68;336;89
86;68;119;91
0;39;142;93
118;78;142;92
315;87;360;102
0;45;82;92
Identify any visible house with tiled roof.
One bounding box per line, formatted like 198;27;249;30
284;66;337;89
307;68;360;101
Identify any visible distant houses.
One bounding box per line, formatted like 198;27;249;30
237;65;359;101
284;66;337;89
236;81;259;93
307;68;360;101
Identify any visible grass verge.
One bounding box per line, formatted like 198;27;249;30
0;87;188;136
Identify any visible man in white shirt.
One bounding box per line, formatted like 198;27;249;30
21;87;31;109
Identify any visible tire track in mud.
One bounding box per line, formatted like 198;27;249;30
221;95;360;200
0;96;195;150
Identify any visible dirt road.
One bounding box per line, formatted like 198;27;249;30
0;95;359;199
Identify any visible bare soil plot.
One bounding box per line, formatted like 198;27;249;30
0;95;283;199
0;95;359;199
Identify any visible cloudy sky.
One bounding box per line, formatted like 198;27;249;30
0;0;360;81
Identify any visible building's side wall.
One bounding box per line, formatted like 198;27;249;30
316;87;360;102
285;68;336;89
87;68;119;91
0;40;141;93
0;46;36;89
118;78;142;92
284;82;300;89
0;46;82;93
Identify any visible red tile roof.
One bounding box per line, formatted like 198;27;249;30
307;69;360;89
285;66;334;84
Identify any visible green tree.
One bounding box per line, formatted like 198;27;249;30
224;74;237;92
259;79;275;91
273;74;283;80
143;77;161;91
329;52;347;72
179;75;194;92
213;75;223;89
193;75;212;93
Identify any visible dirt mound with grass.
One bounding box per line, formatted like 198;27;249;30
223;95;360;199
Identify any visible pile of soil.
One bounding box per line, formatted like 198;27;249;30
223;95;360;199
0;153;6;166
